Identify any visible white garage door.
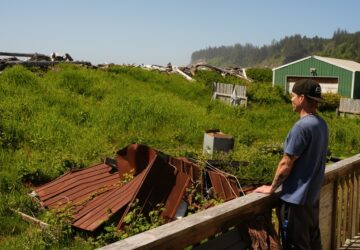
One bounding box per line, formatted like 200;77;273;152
286;77;339;94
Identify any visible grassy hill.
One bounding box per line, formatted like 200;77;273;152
0;65;359;249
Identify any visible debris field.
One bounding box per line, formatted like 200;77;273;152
32;144;248;232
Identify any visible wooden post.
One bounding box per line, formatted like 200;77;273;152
356;168;360;235
342;178;348;245
319;182;335;250
349;172;354;238
331;178;339;250
336;178;344;249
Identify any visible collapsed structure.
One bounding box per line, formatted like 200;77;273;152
0;51;91;71
0;51;252;83
32;144;246;232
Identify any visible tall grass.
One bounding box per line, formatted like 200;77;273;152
0;65;359;248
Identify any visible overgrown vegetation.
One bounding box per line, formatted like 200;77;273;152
245;68;272;83
0;65;359;249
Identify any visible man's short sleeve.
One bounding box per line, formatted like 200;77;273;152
284;124;307;157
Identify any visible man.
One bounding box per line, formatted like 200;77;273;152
255;79;328;250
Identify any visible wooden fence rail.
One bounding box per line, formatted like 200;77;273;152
212;82;248;107
100;154;360;250
339;98;360;115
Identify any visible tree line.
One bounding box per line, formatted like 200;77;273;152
190;29;360;68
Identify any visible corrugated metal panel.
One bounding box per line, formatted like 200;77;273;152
117;155;176;228
35;163;120;209
33;143;244;233
116;144;157;177
163;158;191;219
73;169;148;231
208;171;239;201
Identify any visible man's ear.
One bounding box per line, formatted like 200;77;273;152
299;94;306;104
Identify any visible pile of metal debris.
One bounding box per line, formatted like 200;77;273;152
31;143;249;232
0;51;91;71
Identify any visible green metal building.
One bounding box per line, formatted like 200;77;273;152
272;56;360;99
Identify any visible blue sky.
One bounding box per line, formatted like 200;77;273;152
1;0;359;66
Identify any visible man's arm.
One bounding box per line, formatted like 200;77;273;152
254;154;298;194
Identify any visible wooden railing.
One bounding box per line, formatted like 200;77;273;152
100;154;360;250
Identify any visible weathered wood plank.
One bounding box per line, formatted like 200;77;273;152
99;192;280;250
351;171;359;238
347;175;353;240
320;182;334;250
337;179;344;248
356;169;360;235
339;98;360;115
324;154;360;185
11;209;49;229
173;67;194;81
343;178;349;246
212;82;248;107
331;179;340;250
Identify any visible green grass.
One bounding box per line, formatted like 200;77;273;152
1;64;360;248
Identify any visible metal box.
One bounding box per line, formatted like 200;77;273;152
203;129;234;156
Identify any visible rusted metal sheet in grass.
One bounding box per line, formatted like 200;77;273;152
116;144;157;177
208;171;239;201
163;161;191;220
72;170;148;231
117;155;177;228
35;163;120;208
32;143;244;234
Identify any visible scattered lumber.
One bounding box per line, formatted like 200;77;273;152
0;51;90;71
0;51;252;83
191;63;252;82
11;208;49;229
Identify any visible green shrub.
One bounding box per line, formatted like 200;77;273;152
318;93;340;111
246;68;272;82
193;70;248;89
247;83;289;104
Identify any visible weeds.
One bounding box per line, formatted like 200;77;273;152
0;65;359;248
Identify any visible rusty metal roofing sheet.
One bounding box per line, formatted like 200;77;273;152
170;157;201;182
162;168;190;220
33;143;243;233
117;154;176;228
208;171;239;201
72;169;148;231
116;143;157;177
35;163;120;209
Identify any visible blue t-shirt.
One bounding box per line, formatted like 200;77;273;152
281;114;328;205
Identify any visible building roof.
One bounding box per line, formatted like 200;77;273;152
272;55;360;72
33;144;243;232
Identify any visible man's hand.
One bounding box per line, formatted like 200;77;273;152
254;185;274;194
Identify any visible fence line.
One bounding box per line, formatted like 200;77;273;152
212;82;247;107
339;98;360;115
